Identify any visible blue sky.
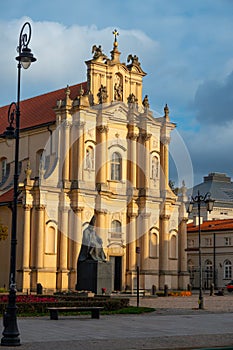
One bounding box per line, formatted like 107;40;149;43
1;0;233;186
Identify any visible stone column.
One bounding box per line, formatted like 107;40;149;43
21;205;31;292
96;125;108;185
77;121;85;181
159;213;170;287
35;205;45;269
128;133;138;189
68;207;83;289
22;205;31;269
160;136;170;193
96;210;107;251
140;213;150;271
126;210;138;291
61;120;70;183
57;207;69;290
179;218;188;273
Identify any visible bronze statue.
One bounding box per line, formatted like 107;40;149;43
78;215;106;262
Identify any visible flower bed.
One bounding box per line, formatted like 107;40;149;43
156;291;192;297
0;294;129;315
0;294;57;303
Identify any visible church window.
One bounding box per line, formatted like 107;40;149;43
111;220;122;239
111;152;122;181
149;229;159;258
45;225;57;254
170;234;177;259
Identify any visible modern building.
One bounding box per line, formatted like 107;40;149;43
187;218;233;289
0;33;189;293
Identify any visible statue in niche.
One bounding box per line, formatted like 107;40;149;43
97;85;108;104
78;215;106;262
152;157;159;183
114;75;123;101
85;148;93;170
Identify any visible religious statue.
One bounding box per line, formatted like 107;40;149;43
142;95;150;109
92;45;106;60
114;75;123;101
78;216;106;262
97;84;108;104
127;54;141;66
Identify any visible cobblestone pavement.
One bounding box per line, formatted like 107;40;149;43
129;291;233;313
1;292;233;350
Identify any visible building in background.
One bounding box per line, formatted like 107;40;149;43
0;33;189;293
187;218;233;289
189;173;233;222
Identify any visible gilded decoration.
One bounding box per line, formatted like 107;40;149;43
0;223;8;241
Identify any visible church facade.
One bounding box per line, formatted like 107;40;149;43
0;33;189;293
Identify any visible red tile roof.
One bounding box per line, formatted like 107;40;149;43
0;82;87;134
0;189;13;204
187;219;233;232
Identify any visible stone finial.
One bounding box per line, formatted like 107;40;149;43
127;54;141;67
25;160;32;180
92;45;106;60
79;84;84;97
142;95;150;109
66;85;70;98
164;103;169;119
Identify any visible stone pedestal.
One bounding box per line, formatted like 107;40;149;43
76;260;112;294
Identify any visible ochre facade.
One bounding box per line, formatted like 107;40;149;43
0;35;189;293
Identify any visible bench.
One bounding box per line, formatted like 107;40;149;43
47;306;104;320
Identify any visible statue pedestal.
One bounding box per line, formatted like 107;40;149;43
76;260;113;295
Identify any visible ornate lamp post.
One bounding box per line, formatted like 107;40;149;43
1;22;36;346
187;191;214;310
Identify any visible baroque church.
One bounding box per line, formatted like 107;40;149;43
0;32;189;293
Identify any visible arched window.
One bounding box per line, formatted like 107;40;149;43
224;260;232;279
111;152;122;181
45;224;57;254
170;234;177;259
149;229;158;258
85;146;94;170
205;259;213;280
111;220;121;233
111;220;122;240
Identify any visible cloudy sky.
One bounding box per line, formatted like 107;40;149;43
1;0;233;187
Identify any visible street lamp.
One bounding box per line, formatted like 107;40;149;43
187;191;214;310
1;22;36;347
